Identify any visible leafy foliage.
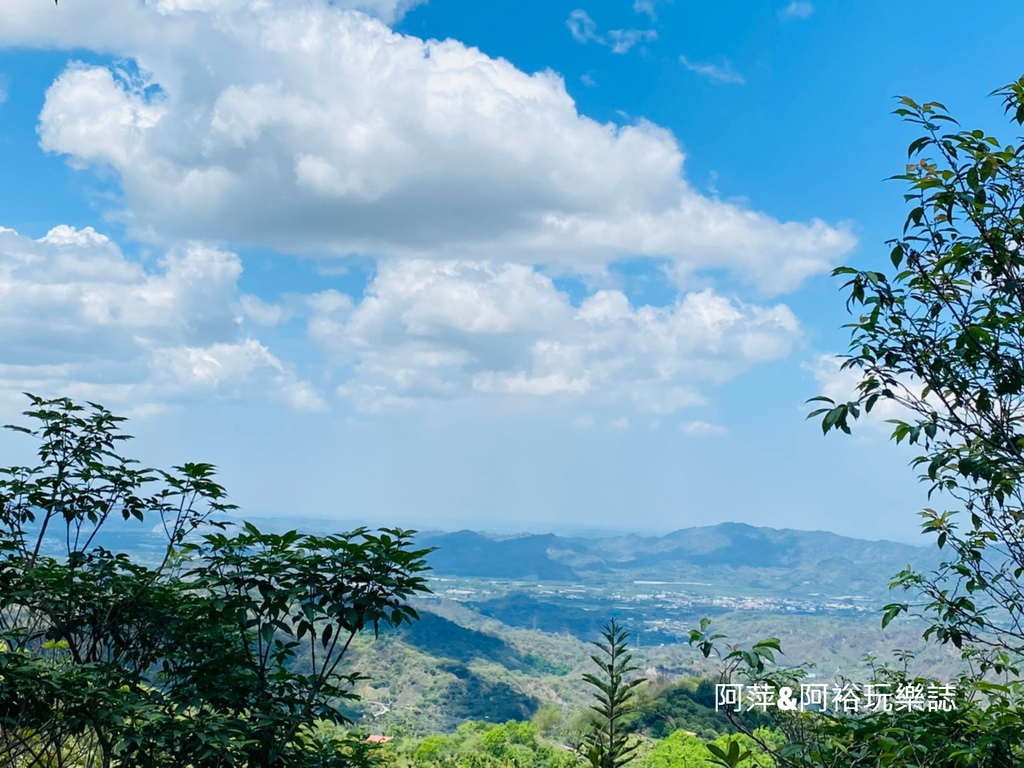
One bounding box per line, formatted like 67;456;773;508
623;678;734;739
808;78;1024;666
385;719;777;768
404;720;579;768
0;394;433;767
644;729;775;768
692;76;1024;768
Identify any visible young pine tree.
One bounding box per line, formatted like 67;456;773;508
582;619;643;768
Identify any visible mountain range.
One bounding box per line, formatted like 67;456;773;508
415;522;939;597
78;516;939;600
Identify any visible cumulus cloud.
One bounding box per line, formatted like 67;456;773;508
338;0;427;23
679;55;745;85
0;225;324;412
151;340;326;411
0;0;858;421
309;259;802;412
0;226;800;420
1;0;854;296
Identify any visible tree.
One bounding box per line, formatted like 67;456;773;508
581;619;643;768
809;77;1024;670
530;703;561;739
689;76;1024;768
645;729;775;768
804;76;1024;765
406;720;579;768
0;394;433;767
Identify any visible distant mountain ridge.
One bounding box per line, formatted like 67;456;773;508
417;522;939;597
419;530;580;581
83;516;936;599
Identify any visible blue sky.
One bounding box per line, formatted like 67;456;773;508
0;0;1021;542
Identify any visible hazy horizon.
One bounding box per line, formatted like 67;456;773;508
225;512;934;548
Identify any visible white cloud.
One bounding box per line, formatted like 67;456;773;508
0;0;853;422
310;259;802;413
0;217;800;444
151;340;327;411
607;28;657;54
567;9;656;54
338;0;427;24
0;0;853;295
119;0;423;25
39;64;164;170
240;295;286;326
567;9;601;44
633;0;660;21
0;225;323;411
779;1;813;20
679;55;745;85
